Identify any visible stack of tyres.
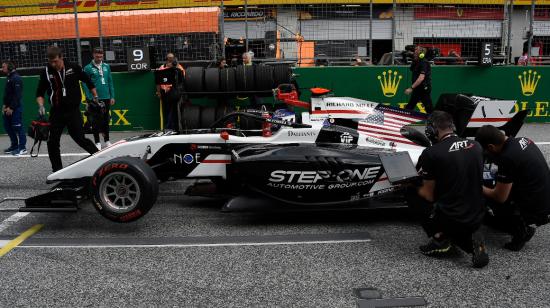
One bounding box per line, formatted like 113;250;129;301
183;64;290;94
180;63;291;129
204;68;220;92
185;67;204;92
255;65;274;91
220;67;237;92
235;65;255;91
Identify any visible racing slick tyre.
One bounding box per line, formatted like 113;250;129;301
204;68;220;93
185;67;204;92
200;106;217;128
91;157;159;223
181;104;201;129
272;64;291;86
255;65;274;91
220;67;236;92
236;65;255;91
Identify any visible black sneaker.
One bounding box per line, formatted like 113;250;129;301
504;226;536;251
4;146;16;154
472;237;489;268
420;237;451;255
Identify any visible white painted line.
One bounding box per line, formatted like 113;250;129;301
0;153;88;158
0;212;29;233
18;239;372;249
0;240;10;247
535;142;550;145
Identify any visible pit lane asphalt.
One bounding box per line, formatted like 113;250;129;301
0;126;549;307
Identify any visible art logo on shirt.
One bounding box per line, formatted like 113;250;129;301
519;137;532;150
448;140;474;152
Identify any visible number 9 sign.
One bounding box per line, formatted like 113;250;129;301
127;47;150;71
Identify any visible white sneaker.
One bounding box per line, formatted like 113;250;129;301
12;148;27;156
105;141;112;148
95;143;101;150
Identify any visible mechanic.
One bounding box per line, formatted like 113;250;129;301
36;46;99;172
404;46;433;114
155;53;184;131
83;47;115;150
2;61;26;156
475;125;550;251
411;111;488;268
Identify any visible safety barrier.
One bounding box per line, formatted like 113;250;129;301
0;65;548;135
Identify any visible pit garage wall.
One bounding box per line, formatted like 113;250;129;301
0;66;549;134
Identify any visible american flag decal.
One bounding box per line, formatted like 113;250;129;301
358;107;425;146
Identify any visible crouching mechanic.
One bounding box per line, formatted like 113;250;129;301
411;111;488;268
475;125;550;251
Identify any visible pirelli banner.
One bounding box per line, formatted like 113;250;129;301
2;0;549;17
1;66;550;135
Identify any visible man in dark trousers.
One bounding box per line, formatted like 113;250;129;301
83;47;116;150
412;111;488;268
404;46;433;114
2;61;26;156
36;46;99;172
476;125;550;251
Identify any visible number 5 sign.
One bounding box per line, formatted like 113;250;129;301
127;47;151;71
479;42;493;67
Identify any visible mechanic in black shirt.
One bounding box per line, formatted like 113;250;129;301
412;111;488;268
404;46;433;114
475;125;550;251
36;46;99;172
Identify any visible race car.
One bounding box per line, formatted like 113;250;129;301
23;85;527;222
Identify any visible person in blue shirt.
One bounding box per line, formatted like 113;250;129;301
2;61;26;156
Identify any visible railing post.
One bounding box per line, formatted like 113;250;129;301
74;0;82;66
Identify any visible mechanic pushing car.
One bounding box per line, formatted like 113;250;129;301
411;111;488;268
36;46;99;172
404;46;433;114
475;125;550;251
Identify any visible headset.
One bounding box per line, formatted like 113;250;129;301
425;113;456;144
4;61;15;72
418;47;426;60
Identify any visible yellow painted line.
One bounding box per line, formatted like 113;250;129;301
0;224;43;257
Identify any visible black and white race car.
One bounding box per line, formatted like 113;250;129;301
24;85;527;222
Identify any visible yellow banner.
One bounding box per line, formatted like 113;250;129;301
0;0;547;17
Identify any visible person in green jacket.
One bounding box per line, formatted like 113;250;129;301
83;47;115;150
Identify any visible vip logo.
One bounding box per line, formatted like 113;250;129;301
377;70;402;98
449;140;474;152
340;132;353;144
518;70;541;96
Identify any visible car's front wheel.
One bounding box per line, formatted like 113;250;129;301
91;157;158;223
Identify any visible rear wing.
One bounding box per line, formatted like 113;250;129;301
435;93;525;137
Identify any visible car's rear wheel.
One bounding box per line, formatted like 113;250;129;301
91;157;158;223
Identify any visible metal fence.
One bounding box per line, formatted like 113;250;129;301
0;0;549;70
